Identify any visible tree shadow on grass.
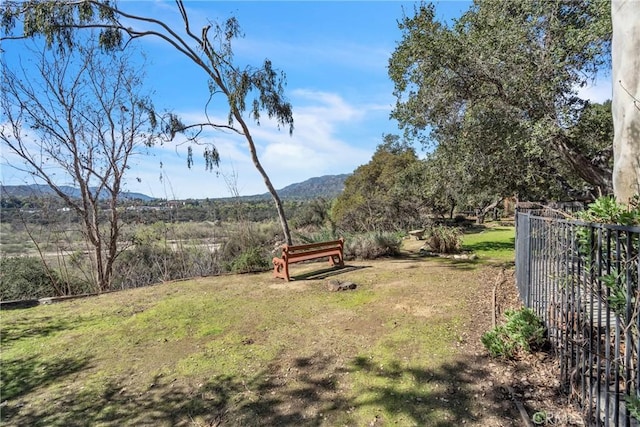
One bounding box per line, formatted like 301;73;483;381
2;351;519;426
0;316;78;347
1;353;93;422
290;264;370;281
347;355;518;426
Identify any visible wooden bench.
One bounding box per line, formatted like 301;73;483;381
272;238;344;281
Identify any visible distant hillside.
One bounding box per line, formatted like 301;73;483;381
269;174;349;200
0;174;350;202
239;174;349;201
0;184;154;202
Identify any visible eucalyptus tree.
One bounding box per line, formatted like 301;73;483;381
1;41;160;292
1;0;295;244
389;0;612;199
611;0;640;204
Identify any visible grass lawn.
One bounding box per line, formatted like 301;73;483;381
461;225;515;263
1;228;516;426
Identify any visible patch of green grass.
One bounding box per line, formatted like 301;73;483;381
462;226;515;262
328;288;377;309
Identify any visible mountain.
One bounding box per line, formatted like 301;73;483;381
0;174;350;202
255;174;350;200
0;184;154;201
281;174;349;199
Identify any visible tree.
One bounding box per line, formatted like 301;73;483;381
1;0;296;244
389;0;612;200
332;135;423;232
1;40;159;292
611;0;640;204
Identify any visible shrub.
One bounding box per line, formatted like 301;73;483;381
293;227;339;245
576;195;640;226
0;257;61;300
229;247;270;273
424;226;462;253
481;308;546;358
112;245;221;290
344;232;402;259
626;393;640;422
218;221;280;267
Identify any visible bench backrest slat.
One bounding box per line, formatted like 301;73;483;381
283;239;343;254
284;247;342;262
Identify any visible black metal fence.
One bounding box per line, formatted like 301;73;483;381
516;210;639;426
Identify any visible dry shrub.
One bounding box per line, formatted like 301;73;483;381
425;226;462;253
344;232;402;259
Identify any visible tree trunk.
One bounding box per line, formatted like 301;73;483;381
234;108;292;245
611;1;640;204
476;198;504;225
555;135;613;195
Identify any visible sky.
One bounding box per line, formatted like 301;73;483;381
1;1;611;200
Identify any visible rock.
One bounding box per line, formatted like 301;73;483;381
328;280;357;291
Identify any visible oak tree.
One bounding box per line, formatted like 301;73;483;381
389;0;612;199
332;135;423;232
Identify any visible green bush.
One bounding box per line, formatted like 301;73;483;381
576;195;640;226
481;308;546;358
229;247;270;273
218;221;280;266
424;226;462;253
575;196;639;316
294;227;339;245
0;257;61;300
626;393;640;422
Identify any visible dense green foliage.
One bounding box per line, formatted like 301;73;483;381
389;0;612;202
575;196;639;318
576;195;640;226
332;136;426;233
228;247;271;274
0;257;56;300
0;257;87;300
481;308;546;358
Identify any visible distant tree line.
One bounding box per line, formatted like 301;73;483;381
0;195;331;226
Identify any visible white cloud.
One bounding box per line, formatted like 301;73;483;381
113;90;379;199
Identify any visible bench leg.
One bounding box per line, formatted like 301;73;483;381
272;257;290;281
328;253;344;267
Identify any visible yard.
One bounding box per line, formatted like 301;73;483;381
0;227;579;426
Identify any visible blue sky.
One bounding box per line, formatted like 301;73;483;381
1;1;611;199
